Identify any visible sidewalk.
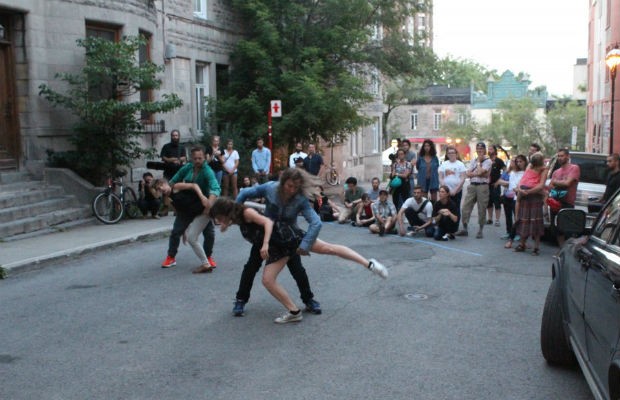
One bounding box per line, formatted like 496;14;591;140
0;216;174;276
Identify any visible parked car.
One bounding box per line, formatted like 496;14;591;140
544;152;608;230
540;201;620;400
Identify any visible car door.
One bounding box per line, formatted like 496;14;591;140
582;192;620;398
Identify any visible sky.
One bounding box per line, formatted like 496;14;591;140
433;0;588;96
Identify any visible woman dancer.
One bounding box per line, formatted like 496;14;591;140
230;168;388;324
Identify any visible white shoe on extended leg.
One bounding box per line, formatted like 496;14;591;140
368;258;388;279
274;311;303;324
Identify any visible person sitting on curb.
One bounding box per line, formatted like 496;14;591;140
397;185;434;237
369;189;397;236
354;193;375;227
338;177;364;224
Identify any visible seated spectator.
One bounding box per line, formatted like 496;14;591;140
338;177;364;223
138;172;161;219
314;186;340;221
397;185;434;237
369;189;397;236
367;177;381;202
354;193;375;227
432;185;459;241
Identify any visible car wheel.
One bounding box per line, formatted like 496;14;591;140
540;277;576;366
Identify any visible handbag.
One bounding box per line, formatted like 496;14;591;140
271;221;305;249
550;188;568;200
389;176;402;188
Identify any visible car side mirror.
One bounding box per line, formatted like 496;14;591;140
556;209;587;236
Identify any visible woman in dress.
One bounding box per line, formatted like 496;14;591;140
228;168;388;324
416;139;440;201
390;149;412;210
220;138;240;198
514;152;547;255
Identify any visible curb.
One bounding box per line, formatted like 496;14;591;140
2;228;170;277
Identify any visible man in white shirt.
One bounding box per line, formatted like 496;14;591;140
397;185;434;237
288;142;307;168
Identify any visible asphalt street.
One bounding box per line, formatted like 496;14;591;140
0;220;593;400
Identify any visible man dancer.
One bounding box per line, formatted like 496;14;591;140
456;142;492;239
251;137;271;184
161;145;221;271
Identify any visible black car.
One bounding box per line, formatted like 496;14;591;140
540;198;620;400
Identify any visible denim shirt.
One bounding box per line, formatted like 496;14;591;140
416;156;440;190
236;181;322;251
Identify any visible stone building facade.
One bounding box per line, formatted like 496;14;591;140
0;0;244;176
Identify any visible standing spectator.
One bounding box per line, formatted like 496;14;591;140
338;177;364;223
513;152;547;255
369;189;397;236
416;139;440;201
528;143;541;159
390;149;412;210
138;172;161;219
438;145;466;219
396;185;434;237
251;137;271;184
432;185;460;241
486;145;506;226
602;153;620;203
498;155;526;247
206;135;224;186
401;139;417;189
293;157;305;169
548;148;580;246
303;143;324;176
456;142;492;239
159;129;187;216
367;177;381;201
162;145;221;270
220;139;240;199
288;142;307;168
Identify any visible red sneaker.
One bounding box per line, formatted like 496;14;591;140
161;255;176;268
207;256;217;268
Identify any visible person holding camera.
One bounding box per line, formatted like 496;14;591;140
138;172;161;219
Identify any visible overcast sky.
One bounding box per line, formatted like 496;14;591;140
433;0;588;96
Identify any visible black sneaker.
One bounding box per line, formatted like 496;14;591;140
233;300;245;317
379;226;385;236
304;299;322;315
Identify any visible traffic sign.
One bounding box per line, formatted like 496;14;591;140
270;100;282;117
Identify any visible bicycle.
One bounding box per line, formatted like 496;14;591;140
324;141;340;186
92;169;140;224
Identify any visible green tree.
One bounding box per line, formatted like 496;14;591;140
215;0;436;150
545;100;586;151
39;36;182;184
434;56;497;92
478;97;545;155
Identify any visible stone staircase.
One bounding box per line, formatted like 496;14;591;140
0;172;93;240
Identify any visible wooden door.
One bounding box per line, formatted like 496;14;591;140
0;15;18;170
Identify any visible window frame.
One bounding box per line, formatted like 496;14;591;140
194;63;210;134
194;0;208;19
433;111;442;131
411;112;418;130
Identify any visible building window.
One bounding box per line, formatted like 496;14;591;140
195;63;210;133
350;130;358;157
457;113;466;126
371;23;382;41
411;112;418;130
85;22;120;101
418;15;426;28
139;31;153;122
194;0;207;19
372;118;380;153
370;73;380;96
433;111;442;131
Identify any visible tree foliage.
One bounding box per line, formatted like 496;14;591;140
39;36;182;184
214;0;436;148
545;100;586;151
434;56;497;92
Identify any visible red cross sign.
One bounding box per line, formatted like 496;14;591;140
270;100;282;117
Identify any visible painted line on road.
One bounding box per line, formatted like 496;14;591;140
401;237;483;256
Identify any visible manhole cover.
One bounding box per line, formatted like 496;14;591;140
404;293;428;301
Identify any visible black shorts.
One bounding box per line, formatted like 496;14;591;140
488;185;502;209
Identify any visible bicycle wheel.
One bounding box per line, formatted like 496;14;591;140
325;168;340;186
92;191;124;224
123;187;141;219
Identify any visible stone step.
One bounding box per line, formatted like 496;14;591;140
0;185;66;208
0;206;92;239
0;196;81;223
0;171;30;183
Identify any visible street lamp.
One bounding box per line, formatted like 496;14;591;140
606;48;620;154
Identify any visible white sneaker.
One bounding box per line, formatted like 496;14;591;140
368;258;388;279
406;231;415;237
274;311;303;324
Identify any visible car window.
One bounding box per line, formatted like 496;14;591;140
592;191;620;243
570;156;608;185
